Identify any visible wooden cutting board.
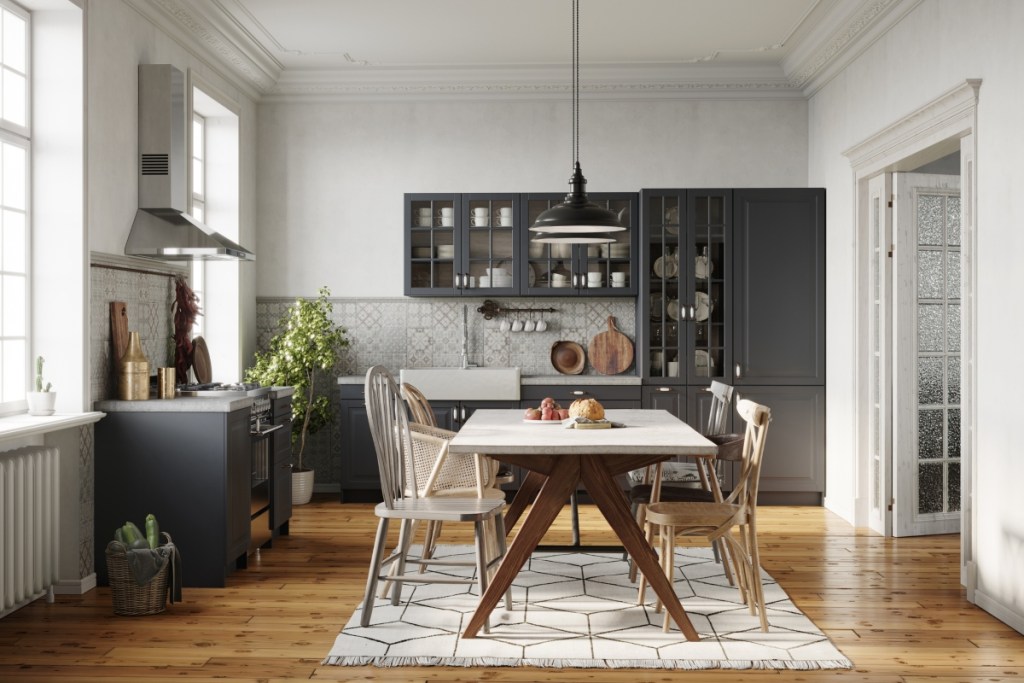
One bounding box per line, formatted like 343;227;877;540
109;302;130;366
589;315;634;375
192;336;212;384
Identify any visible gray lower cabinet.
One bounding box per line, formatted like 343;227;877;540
94;407;251;587
735;385;825;504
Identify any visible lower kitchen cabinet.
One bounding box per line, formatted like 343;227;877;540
94;407;251;588
734;385;825;504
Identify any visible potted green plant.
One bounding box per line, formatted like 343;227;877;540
245;287;348;504
27;355;56;416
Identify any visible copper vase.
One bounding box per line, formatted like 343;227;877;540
118;331;150;400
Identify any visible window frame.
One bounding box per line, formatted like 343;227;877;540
0;0;30;413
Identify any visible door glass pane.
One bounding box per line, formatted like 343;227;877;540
914;188;961;517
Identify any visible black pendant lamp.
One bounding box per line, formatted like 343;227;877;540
530;0;624;245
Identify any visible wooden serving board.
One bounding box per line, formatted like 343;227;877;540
110;302;130;366
589;315;634;375
192;336;212;384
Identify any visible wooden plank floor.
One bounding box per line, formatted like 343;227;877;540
0;496;1020;682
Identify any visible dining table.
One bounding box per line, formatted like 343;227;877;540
447;408;717;641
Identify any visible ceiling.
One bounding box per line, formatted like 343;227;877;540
133;0;917;100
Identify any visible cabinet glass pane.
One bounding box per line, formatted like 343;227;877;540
409;199;456;289
647;193;682;379
692;194;726;380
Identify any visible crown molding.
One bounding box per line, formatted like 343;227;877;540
124;0;277;98
784;0;924;96
133;0;922;103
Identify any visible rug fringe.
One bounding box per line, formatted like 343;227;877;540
322;655;854;670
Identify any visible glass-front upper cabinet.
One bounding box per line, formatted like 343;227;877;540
641;189;731;384
519;192;637;297
405;193;518;296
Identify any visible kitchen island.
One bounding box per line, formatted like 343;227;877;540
93;387;293;587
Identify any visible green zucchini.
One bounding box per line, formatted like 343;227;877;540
129;538;150;550
114;527;125;544
121;521;144;545
145;514;160;549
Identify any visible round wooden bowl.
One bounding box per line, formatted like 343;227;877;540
551;340;585;375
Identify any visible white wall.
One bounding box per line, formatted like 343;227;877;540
255;97;808;297
85;0;259;370
808;0;1023;630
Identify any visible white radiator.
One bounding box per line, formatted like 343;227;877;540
0;446;60;618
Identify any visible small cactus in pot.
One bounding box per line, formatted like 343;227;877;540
27;356;56;416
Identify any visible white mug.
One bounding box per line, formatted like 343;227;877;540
417;207;431;217
667;361;680;377
612;272;626;282
473;207;488;218
651;350;663;371
523;320;536;332
499;207;512;217
511;319;524;333
499;215;513;227
535;319;548;332
499;319;511;332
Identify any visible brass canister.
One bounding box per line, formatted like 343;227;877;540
157;367;176;399
118;331;150;400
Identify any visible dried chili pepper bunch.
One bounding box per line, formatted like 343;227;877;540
172;276;202;381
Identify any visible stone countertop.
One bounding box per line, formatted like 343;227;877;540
337;373;640;386
94;395;255;413
268;386;294;399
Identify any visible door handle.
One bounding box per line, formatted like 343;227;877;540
452;407;459;423
455;273;463;288
657;387;672;392
572;390;585;396
461;406;467;421
735;363;742;380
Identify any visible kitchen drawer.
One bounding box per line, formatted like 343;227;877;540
521;383;642;406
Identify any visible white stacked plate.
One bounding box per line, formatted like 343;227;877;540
437;245;455;258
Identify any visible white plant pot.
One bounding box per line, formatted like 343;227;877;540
292;467;315;505
27;392;56;416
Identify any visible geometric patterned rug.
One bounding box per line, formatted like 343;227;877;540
323;545;852;670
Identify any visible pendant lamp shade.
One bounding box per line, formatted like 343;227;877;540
529;1;625;243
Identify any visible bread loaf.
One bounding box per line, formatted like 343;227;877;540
568;397;605;421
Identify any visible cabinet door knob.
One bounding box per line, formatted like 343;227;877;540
452;407;459;423
735;363;742;379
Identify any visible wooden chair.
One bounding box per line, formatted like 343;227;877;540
640;398;772;632
398;382;507;571
360;366;511;633
629;381;739;583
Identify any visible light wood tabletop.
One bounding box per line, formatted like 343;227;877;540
448;408;716;640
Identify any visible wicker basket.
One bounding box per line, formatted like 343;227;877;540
106;531;172;616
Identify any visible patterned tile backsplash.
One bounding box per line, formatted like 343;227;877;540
90;254;185;403
257;295;637;488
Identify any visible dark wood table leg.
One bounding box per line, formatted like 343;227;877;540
502;469;546;534
462;455;580;638
581;456;701;641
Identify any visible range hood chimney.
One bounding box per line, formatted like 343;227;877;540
125;64;254;261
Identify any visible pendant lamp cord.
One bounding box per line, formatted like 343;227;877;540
572;0;579;167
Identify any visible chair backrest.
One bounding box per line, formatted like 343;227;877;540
402;382;438;427
729;398;771;510
365;365;416;508
704;380;735;436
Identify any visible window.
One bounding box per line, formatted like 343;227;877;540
0;0;28;408
190;112;205;338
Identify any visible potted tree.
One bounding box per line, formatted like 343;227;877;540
245;287;348;504
27;356;56;416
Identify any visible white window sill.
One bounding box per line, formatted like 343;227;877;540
0;411;105;443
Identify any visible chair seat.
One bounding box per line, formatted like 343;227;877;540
630;483;717;505
646;501;747;528
428;486;507;501
705;433;745;461
375;496;505;522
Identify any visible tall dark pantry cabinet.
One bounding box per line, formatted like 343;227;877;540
638;188;825;504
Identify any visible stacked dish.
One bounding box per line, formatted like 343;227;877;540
437;244;455;258
411;246;433;258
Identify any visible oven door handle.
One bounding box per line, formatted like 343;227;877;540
251;423;284;437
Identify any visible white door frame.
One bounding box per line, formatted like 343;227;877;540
843;80;980;590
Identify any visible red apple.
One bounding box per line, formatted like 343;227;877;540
541;397;555;407
541;407;554;420
524;407;541;420
557;408;569;420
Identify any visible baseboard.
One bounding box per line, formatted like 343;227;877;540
53;573;96;595
974;588;1024;636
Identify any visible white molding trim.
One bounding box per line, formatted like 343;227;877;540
54;573;97;596
843;80;981;173
974;589;1024;636
785;0;923;96
133;0;919;103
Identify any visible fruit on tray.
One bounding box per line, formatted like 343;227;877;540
524;396;570;421
568;397;605;421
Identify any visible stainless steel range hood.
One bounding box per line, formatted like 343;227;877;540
125;64;254;261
